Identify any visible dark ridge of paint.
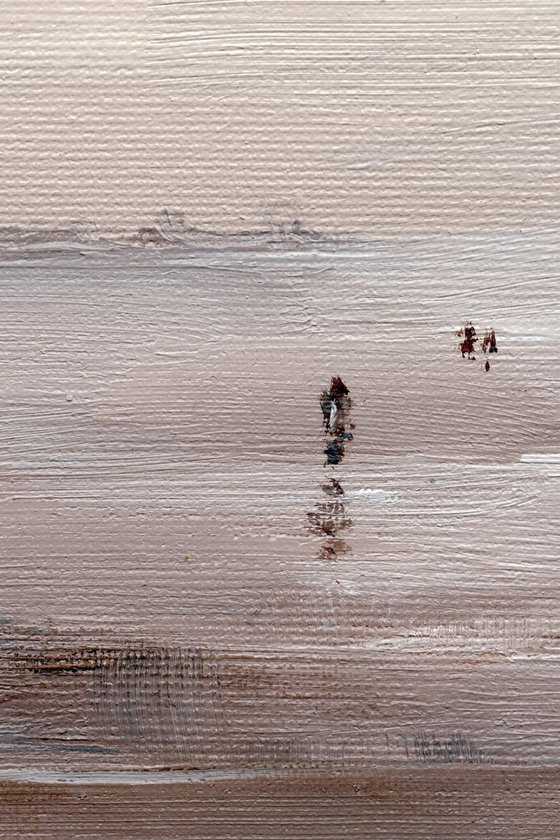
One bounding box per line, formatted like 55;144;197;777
413;730;485;764
0;214;330;251
7;646;104;675
91;645;227;747
4;637;226;748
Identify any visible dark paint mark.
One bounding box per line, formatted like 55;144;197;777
321;477;344;497
306;501;352;537
320;390;332;431
456;321;477;359
92;644;228;758
329;375;350;401
481;329;498;354
318;538;352;560
320;375;353;465
8;647;102;675
414;730;484;764
457;323;498;368
324;441;345;465
2;630;229;765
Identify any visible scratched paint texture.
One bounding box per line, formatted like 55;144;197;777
1;1;560;839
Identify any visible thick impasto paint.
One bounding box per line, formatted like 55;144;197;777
1;2;559;838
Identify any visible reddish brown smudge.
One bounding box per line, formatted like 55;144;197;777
318;538;352;560
306;502;352;537
321;477;344;497
457;324;498;368
481;329;498;354
457;321;478;359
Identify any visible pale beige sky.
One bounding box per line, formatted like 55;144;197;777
0;0;558;236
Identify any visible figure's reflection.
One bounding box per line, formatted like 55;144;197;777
321;477;344;497
306;500;352;537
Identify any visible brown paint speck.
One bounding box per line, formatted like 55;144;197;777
306;501;352;537
457;323;498;368
481;329;498;354
321;477;344;497
319;538;351;560
457;321;477;359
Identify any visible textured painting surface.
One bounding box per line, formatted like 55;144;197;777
1;2;559;838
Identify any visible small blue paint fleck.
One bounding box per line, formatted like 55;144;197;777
429;478;436;485
322;619;329;632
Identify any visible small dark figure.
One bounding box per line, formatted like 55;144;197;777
320;375;353;465
485;360;490;372
460;322;477;359
320;376;352;435
481;329;498;355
